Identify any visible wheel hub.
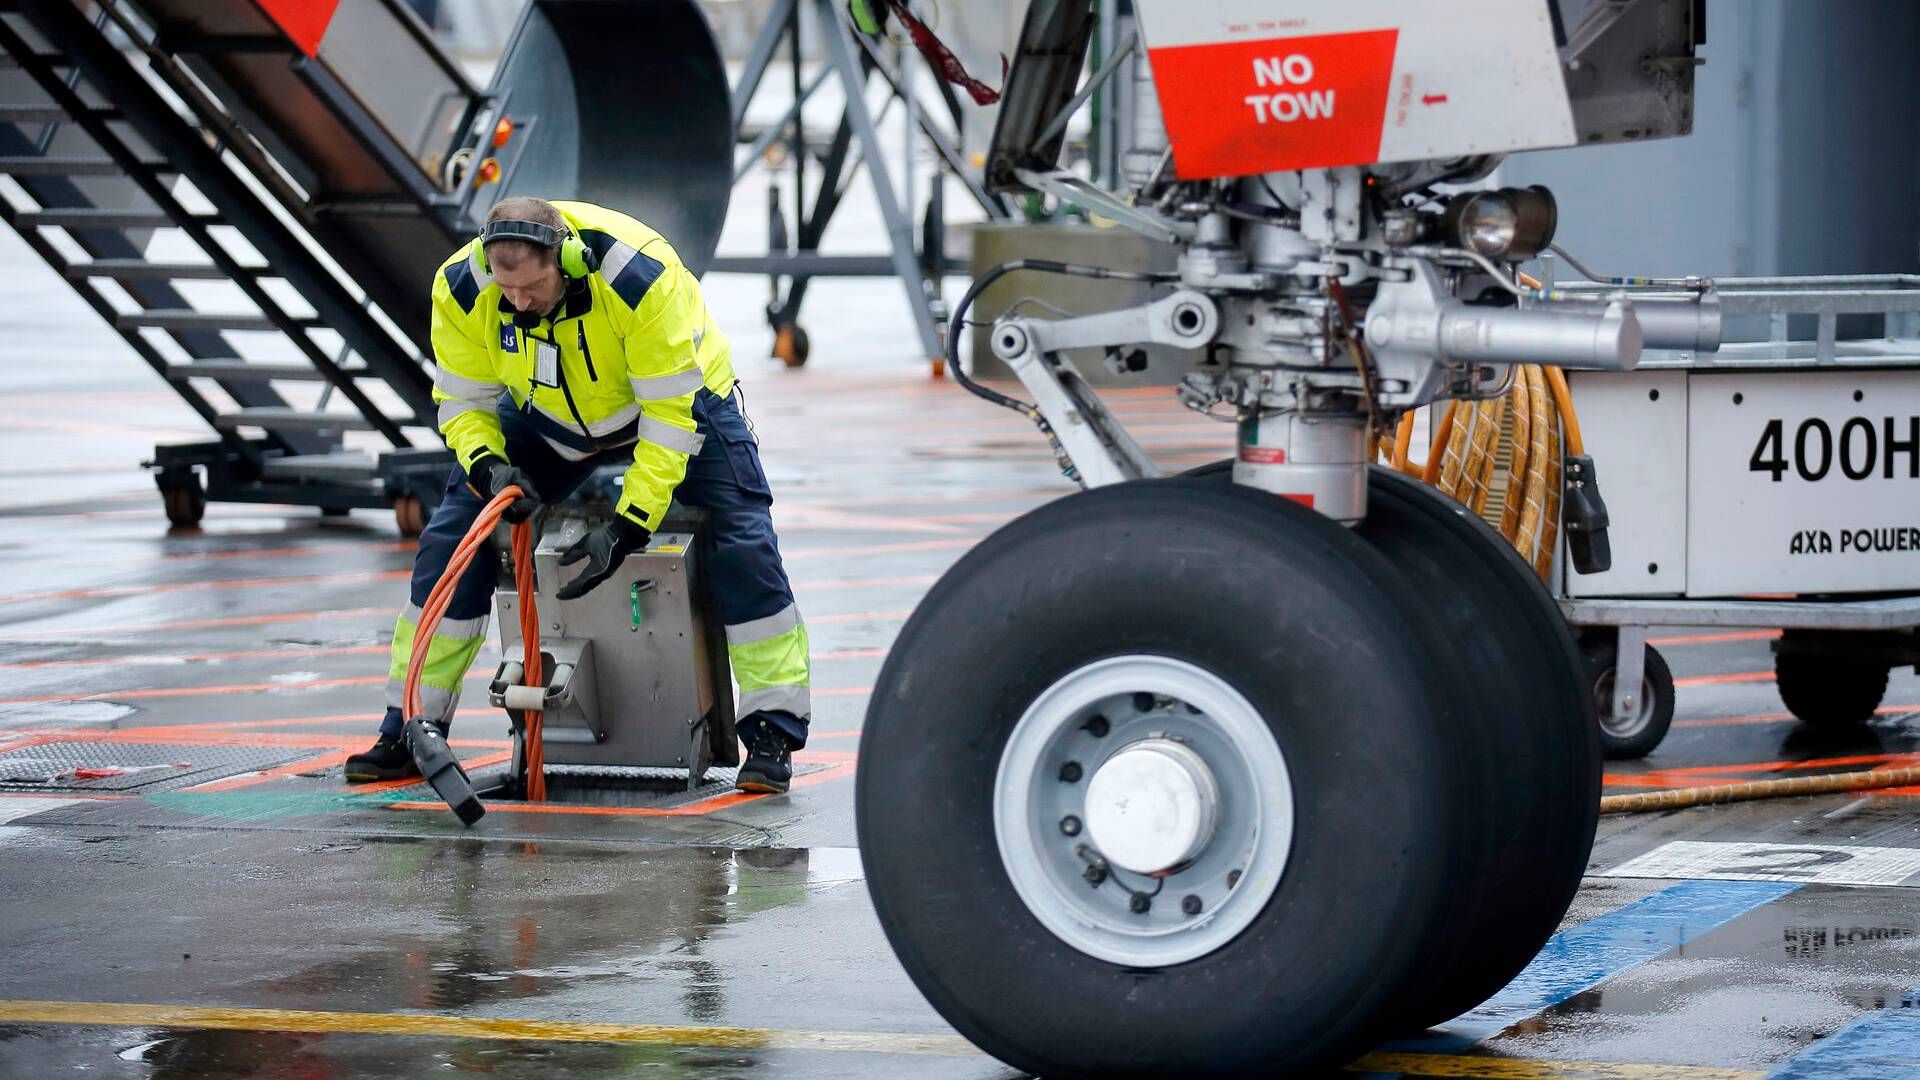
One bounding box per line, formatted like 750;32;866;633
993;654;1295;967
1084;738;1220;875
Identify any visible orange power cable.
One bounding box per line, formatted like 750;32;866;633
402;487;547;801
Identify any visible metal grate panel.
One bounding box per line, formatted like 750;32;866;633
0;741;307;793
384;762;831;811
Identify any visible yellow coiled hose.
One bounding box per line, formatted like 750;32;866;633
1387;363;1581;584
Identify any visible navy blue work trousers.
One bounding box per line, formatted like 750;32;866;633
379;388;804;743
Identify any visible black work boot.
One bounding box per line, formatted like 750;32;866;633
344;730;427;783
734;714;795;794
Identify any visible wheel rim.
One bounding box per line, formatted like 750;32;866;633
1593;668;1656;739
993;655;1294;966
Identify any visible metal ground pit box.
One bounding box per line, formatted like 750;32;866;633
494;515;737;774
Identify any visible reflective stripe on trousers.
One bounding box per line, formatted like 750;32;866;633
385;604;489;726
727;603;811;723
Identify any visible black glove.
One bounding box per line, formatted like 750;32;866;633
555;516;652;600
467;454;541;524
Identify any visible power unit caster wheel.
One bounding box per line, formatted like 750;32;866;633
772;323;810;368
1582;635;1676;759
160;475;206;529
858;480;1475;1077
1185;463;1599;1031
393;494;427;538
1775;631;1890;728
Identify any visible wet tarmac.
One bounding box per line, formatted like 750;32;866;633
3;216;1920;1079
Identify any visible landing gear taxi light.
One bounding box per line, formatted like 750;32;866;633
1445;186;1558;260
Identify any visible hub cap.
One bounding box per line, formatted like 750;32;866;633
1084;738;1220;875
993;655;1294;967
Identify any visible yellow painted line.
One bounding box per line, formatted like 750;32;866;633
0;1000;982;1058
1348;1051;1765;1080
0;1001;1768;1076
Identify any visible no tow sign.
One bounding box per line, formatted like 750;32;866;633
1134;0;1574;178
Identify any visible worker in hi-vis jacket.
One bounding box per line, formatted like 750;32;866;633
345;196;810;793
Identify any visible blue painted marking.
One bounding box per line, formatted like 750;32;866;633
1366;878;1801;1075
1764;990;1920;1078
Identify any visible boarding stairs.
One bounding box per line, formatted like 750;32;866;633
0;0;485;529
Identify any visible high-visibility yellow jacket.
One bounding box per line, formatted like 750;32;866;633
428;200;734;529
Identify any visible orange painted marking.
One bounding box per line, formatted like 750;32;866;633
0;666;493;707
17;541;414;576
0;644;388;673
1609;751;1920;792
784;539;977;561
806;610;911;625
0;607;393;642
1672;670;1774;687
795;575;939;593
0;569;409;606
1673;704;1920;730
5;728;507;752
114;713;372;736
814;648;887;662
1648;629;1781;647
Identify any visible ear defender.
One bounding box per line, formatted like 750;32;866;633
477;218;597;279
557;233;595;279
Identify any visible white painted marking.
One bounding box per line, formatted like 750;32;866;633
1601;840;1920;887
0;796;83;825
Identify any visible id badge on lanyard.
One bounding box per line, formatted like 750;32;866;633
531;338;561;388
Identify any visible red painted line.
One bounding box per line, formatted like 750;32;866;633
1673;704;1920;730
784;538;977;561
0;606;393;641
0;665;493;707
816;687;872;698
16;540;415;575
796;575;939;593
1648;629;1781;647
1672;670;1774;687
806;609;911;625
1603;772;1768;791
106;713;371;736
0;644;388;673
1624;750;1920;786
0;569;410;606
776;488;1057;510
8;728;507;751
814;648;887;662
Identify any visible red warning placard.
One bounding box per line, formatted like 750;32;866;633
253;0;341;57
1146;29;1399;178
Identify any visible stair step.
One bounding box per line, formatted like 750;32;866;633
19;208;203;229
167;360;366;383
260;453;383;483
0;104;63;124
0;155;167;176
116;309;311;333
0;51;71;69
214;408;392;434
68;260;246;281
0;104;124;122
